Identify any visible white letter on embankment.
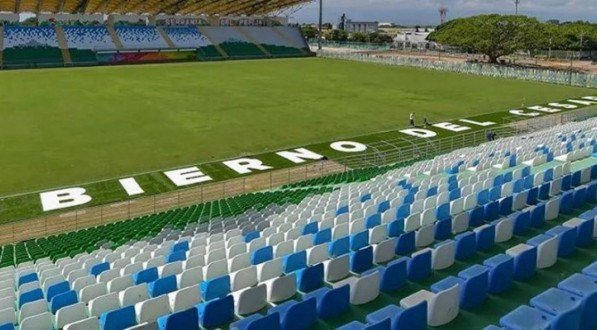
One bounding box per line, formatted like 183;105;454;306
40;188;92;212
164;167;212;187
399;128;437;138
119;178;144;196
223;158;273;175
276;148;324;164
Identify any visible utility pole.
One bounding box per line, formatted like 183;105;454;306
318;0;323;51
514;0;520;15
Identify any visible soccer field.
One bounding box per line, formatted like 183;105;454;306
0;57;594;221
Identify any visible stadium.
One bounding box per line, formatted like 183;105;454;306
0;0;596;328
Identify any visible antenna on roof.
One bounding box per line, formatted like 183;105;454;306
514;0;521;15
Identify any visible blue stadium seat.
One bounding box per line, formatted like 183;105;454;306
90;262;110;277
303;285;350;319
171;241;189;253
500;305;552;330
434;218;452;241
530;203;546;227
200;275;230;301
483;253;513;294
18;288;44;308
395;231;415;255
337;319;391;330
252;246;273;265
18;273;38;287
366;214;381;229
558;273;597;329
166;250;187;263
149;275;177;298
350;231;369;251
475;224;495;251
283;251;307;274
197;295;234;329
50;290;78;314
313;228;332;245
407;249;431;282
296;263;324;293
530;288;582;330
268;297;317;330
46;281;70;302
100;305;137;330
158;307;198;330
437;265;489;310
513;211;531;235
133;267;159;285
350;246;373;273
375;257;408;292
468;206;485;227
455;232;476;260
546;226;577;257
508;245;537;281
229;312;281;330
303;222;318;235
366;301;427;330
244;231;260;243
329;237;350;258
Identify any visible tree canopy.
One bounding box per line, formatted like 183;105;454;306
429;15;597;62
428;14;546;63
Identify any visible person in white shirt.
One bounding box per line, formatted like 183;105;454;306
409;113;415;127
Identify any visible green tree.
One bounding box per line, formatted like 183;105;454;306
349;32;368;42
301;25;318;39
325;29;348;41
368;32;394;44
428;14;546;63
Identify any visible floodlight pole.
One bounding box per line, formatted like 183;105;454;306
318;0;323;50
514;0;520;15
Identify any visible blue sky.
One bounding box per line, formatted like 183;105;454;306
291;0;597;26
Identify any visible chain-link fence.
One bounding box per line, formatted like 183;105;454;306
318;50;597;88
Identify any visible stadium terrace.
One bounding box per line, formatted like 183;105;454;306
39;95;597;212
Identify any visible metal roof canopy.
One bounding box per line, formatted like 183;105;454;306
0;0;311;16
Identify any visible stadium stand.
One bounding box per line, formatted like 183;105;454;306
199;26;267;59
162;26;223;60
0;117;595;329
1;26;63;68
240;26;306;56
114;26;169;50
63;26;115;65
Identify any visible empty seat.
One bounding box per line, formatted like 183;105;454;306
89;292;120;317
530;288;582;330
99;305;137;330
334;271;380;305
20;312;53;330
366;301;427;330
231;284;267;315
157;307;198;330
303;285;350;319
120;284;149;307
400;283;459;327
263;273;296;303
55;302;87;329
267;298;317;330
168;285;201;313
135;294;170;324
196;294;234;329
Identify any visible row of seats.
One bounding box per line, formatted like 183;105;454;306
0;118;594;329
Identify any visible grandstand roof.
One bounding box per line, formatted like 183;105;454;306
0;0;311;16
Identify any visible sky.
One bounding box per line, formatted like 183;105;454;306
290;0;597;26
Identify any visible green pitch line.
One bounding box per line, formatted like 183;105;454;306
0;57;594;223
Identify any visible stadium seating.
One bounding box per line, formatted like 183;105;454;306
115;26;168;50
199;26;266;58
239;27;305;56
0;117;595;329
63;26;115;64
2;26;63;68
162;26;223;60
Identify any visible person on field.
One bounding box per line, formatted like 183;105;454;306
423;117;429;128
410;113;415;127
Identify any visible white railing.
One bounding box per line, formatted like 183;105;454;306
319;50;597;88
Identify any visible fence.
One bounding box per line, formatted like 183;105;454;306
0;108;595;245
318;50;597;88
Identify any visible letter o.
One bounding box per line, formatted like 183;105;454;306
330;141;367;153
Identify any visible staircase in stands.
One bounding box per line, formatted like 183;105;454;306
234;26;272;57
54;26;72;65
196;26;229;58
106;25;124;50
270;27;307;55
156;26;176;48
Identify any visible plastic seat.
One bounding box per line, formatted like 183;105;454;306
51;290;78;314
546;226;577;257
168;285;201;313
455;232;476;260
55;302;87;329
19;312;53;330
337;319;391;330
99;305;137;330
89;292;120;317
303;284;350;319
196;294;234;329
133;268;159;286
526;234;558;269
483;254;513;294
231;284;266;315
493;217;514;243
334;271;380;305
434;265;489;310
432;240;455;270
18;299;48;324
400;283;459;327
157;307;198;330
177;266;203;289
63;316;100;330
149;275;177;298
563;217;594;248
283;251;307;274
558;273;597;329
120;283;149;307
296;263;324;293
506;244;537;281
530;288;582;330
256;258;282;282
200;275;230;301
350;246;373;274
263;273;296;303
366;302;427;330
474;224;495;251
229;312;280;330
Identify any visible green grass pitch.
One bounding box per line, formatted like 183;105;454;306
0;57;593;221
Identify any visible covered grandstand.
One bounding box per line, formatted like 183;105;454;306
0;0;313;68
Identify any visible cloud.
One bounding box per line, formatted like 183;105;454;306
291;0;596;25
